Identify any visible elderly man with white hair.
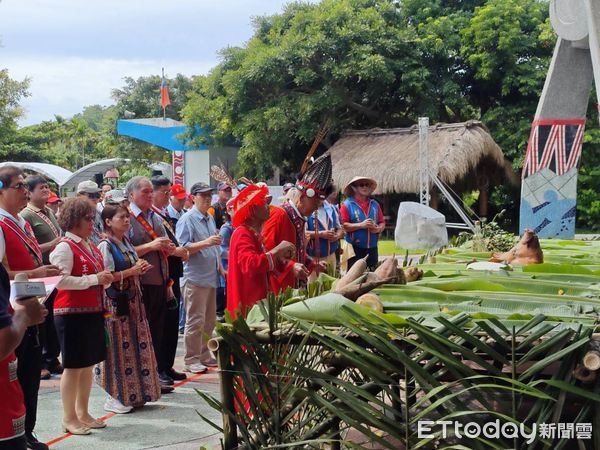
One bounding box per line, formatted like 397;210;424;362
125;176;176;394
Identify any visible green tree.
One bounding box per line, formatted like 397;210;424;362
0;68;30;148
111;73;193;121
183;0;553;182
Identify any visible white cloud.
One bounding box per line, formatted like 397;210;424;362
0;0;315;126
3;56;214;125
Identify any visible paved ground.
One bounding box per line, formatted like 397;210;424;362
36;337;224;449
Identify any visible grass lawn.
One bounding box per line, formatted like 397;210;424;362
378;239;426;256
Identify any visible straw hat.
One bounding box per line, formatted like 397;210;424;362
343;176;377;197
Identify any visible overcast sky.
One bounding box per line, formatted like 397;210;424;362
0;0;300;126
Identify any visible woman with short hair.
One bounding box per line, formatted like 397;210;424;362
50;198;114;435
94;203;161;414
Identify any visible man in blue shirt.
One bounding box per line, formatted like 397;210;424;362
306;196;344;281
176;182;224;374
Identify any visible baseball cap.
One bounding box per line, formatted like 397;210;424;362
217;182;232;191
77;180;102;194
104;189;127;204
190;182;215;195
47;192;61;204
170;183;187;200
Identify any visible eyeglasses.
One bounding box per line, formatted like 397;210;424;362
8;182;27;191
356;182;371;188
158;190;171;196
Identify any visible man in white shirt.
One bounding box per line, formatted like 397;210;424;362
0;166;61;450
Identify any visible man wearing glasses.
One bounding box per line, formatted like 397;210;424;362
150;176;189;386
0;166;62;450
176;182;225;374
207;182;232;230
340;176;385;271
76;181;103;245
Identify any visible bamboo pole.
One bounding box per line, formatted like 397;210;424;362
583;336;600;371
216;338;238;450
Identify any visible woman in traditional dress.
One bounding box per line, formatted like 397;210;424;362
50;198;114;435
95;203;161;414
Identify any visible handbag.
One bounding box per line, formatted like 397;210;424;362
104;239;134;317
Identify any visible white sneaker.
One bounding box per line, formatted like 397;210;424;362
104;396;133;414
184;363;208;374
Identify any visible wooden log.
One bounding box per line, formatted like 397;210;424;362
573;364;597;384
217;340;238;450
583;350;600;371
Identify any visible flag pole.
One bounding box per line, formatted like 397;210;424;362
162;67;166;120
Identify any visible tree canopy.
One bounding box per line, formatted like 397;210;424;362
0;69;30;150
183;0;554;179
1;0;599;229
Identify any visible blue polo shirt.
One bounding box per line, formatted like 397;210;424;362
176;207;219;288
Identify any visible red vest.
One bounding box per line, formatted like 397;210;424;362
0;354;25;441
54;238;105;316
0;264;25;441
0;217;41;271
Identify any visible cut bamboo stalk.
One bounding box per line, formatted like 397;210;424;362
217;340;238;450
583;337;600;371
583;350;600;371
573;364;597;383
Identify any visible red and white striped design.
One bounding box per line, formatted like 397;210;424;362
522;119;585;178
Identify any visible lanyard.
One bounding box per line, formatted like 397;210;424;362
0;215;43;265
151;206;176;239
65;237;103;273
25;206;60;238
130;208;159;240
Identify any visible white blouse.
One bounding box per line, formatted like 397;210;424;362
50;232;108;290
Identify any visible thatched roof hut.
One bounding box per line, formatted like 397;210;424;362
328;120;514;197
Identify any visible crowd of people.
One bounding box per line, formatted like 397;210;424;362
0;156;386;449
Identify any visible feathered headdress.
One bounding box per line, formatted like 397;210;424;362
209;164;237;190
296;122;333;199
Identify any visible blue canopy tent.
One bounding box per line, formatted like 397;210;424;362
116;118;208;187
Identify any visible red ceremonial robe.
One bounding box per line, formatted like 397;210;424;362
227;226;275;320
262;205;314;292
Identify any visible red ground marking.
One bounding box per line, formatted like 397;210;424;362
46;370;212;446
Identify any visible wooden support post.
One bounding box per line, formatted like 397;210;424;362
216;340;238;450
430;186;438;211
478;185;489;218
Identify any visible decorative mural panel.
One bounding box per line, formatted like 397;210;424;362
172;151;185;186
520;119;585;238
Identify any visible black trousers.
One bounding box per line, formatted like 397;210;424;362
348;246;379;272
216;287;226;318
141;284;167;369
158;277;180;372
0;435;27;450
15;326;41;434
40;293;60;370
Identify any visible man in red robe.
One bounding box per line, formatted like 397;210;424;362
227;184;295;320
262;154;333;292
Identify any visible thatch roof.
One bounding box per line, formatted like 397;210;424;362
328;120;514;195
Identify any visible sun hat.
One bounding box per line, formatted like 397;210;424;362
343;176;377;197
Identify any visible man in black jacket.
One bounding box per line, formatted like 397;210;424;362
150;176;189;385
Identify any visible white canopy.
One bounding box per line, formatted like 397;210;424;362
0;162;73;186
